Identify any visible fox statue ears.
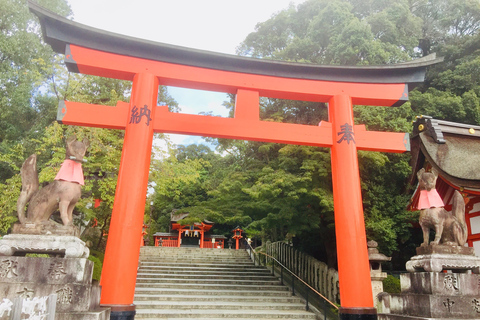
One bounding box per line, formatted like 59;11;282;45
66;135;90;148
417;168;425;181
417;167;439;180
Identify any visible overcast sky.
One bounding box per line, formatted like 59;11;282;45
67;0;305;146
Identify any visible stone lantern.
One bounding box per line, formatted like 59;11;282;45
232;227;243;250
368;240;391;306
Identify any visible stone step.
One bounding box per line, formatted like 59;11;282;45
140;254;251;259
134;300;306;311
139;260;254;266
136;318;312;320
134;309;316;319
139;259;252;265
135;247;317;319
140;252;250;257
138;263;259;269
136;273;275;281
137;268;271;275
133;293;300;303
136;276;279;285
134;282;289;291
134;288;294;297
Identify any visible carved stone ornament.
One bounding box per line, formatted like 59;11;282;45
16;287;34;299
444;274;459;291
0;259;18;279
48;261;67;280
56;285;73;304
443;298;455;312
0;234;89;258
473;298;480;313
406;253;480;273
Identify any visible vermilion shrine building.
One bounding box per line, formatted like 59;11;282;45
29;2;441;319
153;212;226;248
409;116;480;255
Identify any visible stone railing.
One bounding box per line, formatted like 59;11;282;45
264;241;340;304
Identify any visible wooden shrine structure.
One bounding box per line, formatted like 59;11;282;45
409;116;480;256
153;212;226;248
29;2;441;319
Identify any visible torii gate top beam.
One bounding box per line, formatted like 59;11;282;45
29;1;441;107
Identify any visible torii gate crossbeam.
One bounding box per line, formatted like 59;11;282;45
29;2;441;320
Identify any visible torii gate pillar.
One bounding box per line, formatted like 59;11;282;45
99;73;158;315
330;95;376;318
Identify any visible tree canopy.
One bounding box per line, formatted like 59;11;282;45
150;0;480;269
0;0;176;255
2;0;480;270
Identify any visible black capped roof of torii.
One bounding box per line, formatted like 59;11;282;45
28;1;443;85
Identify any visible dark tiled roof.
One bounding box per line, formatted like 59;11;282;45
410;116;480;190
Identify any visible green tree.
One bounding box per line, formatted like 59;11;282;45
234;0;467;264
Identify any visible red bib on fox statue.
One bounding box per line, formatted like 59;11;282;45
417;189;444;209
54;159;85;185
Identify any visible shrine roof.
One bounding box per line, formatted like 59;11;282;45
409;116;480;191
206;235;227;239
170;212;214;225
152;232;226;239
153;232;177;237
29;1;442;85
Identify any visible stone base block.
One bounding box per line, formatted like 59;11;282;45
0;282;100;313
0;234;89;258
12;222;80;237
416;244;474;256
401;272;480;295
55;308;111;320
379;293;480;319
0;255;105;319
406;253;480;273
0;256;93;285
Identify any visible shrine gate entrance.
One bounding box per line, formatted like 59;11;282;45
30;2;441;319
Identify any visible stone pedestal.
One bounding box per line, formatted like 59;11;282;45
0;234;109;319
378;245;480;320
12;221;80;237
0;234;89;258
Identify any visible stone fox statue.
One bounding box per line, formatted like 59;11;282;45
17;136;89;226
417;168;468;247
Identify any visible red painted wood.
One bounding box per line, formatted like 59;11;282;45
100;73;158;306
59;102;409;153
329;94;374;309
67;45;408;107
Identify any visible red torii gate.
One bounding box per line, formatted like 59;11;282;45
30;3;440;319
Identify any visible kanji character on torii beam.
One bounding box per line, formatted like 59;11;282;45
29;2;441;319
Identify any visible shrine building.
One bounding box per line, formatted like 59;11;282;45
409;116;480;256
153;212;226;248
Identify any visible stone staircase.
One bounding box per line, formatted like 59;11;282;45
134;246;317;319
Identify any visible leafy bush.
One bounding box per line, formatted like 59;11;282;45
383;274;401;293
88;255;103;281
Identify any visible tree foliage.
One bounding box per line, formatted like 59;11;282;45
0;0;177;255
3;0;480;271
150;0;480;269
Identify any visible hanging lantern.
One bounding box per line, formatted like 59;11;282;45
185;230;189;236
194;231;199;237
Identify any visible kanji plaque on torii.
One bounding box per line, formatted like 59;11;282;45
29;2;441;320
